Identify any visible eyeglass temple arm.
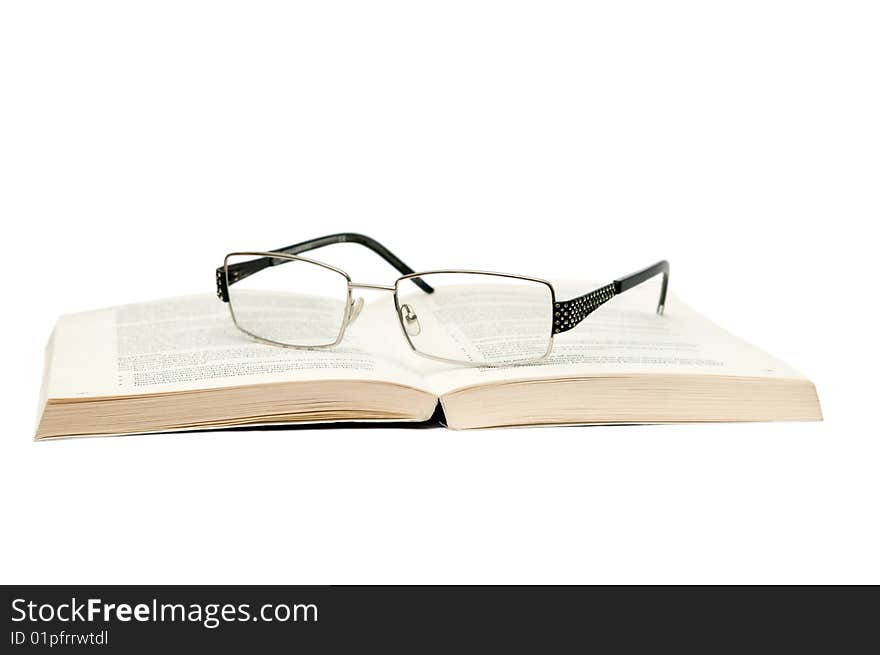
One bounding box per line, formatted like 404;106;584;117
553;260;669;334
216;233;433;301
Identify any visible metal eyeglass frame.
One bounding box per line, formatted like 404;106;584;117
215;232;669;367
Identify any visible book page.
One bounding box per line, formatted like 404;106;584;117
46;294;429;399
418;280;807;394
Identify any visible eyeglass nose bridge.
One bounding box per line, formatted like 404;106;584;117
349;281;396;292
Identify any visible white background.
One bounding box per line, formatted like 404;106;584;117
1;1;877;584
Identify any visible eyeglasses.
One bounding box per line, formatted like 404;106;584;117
215;233;669;367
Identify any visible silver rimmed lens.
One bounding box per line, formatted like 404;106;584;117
225;253;351;347
394;271;554;365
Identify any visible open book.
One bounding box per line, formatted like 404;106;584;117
35;282;821;439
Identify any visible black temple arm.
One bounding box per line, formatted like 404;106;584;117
272;233;424;278
614;260;669;311
216;257;273;301
553;260;669;334
216;232;433;301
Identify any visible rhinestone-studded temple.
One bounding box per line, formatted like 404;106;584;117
215;268;228;302
553;283;616;334
216;263;251;302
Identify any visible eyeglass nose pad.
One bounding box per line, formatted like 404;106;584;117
347;297;364;327
400;303;421;336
